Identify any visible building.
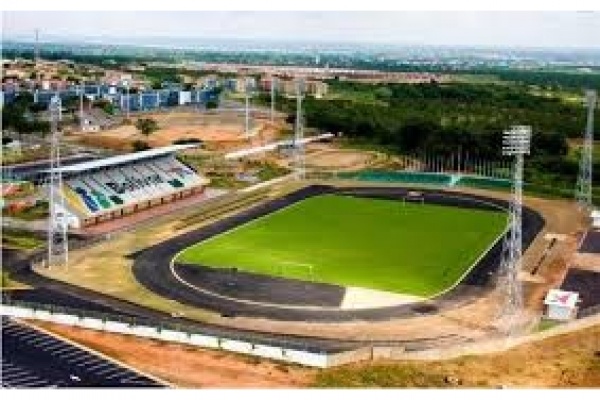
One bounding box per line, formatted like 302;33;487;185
591;210;600;229
48;145;209;229
544;289;579;321
262;77;328;98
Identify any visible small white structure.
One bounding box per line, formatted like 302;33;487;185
591;209;600;229
544;289;579;321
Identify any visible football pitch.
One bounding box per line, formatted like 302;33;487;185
176;194;507;297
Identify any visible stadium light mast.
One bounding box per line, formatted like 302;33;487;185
575;89;597;210
270;76;277;123
244;77;252;136
47;95;69;269
499;125;531;334
294;78;305;179
79;83;84;131
34;29;40;88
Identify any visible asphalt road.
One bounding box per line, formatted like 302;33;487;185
1;317;163;388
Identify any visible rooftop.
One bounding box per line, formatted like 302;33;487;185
544;289;579;308
46;144;199;174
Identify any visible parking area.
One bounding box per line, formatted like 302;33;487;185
1;317;164;388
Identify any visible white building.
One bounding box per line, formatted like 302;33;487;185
591;210;600;229
543;289;579;321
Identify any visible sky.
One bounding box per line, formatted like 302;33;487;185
3;11;600;48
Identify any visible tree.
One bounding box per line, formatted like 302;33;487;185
205;99;219;109
135;118;159;136
131;140;151;152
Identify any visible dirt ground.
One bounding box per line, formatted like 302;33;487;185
315;323;600;388
31;319;600;388
302;147;379;171
32;321;313;388
69;109;285;153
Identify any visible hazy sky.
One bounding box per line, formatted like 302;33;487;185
3;11;600;48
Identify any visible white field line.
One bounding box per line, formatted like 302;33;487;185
173;191;511;306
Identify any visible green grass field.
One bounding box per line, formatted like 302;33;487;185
176;195;507;296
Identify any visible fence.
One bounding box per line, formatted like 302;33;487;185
0;302;368;368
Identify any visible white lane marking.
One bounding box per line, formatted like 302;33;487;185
51;347;77;356
77;359;102;367
65;354;97;363
2;371;33;380
103;370;136;380
85;363;113;372
39;343;67;352
91;366;122;376
12;332;39;340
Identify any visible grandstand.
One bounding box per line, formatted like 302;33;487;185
48;144;209;229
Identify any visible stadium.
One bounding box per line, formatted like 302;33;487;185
133;184;544;321
3;82;598;387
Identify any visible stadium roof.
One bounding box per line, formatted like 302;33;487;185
46;144;199;174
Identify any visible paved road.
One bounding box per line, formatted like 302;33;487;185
1;317;164;388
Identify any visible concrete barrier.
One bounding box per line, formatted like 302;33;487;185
79;317;104;330
32;310;53;321
51;313;79;326
0;304;334;368
327;347;374;367
159;329;190;344
189;333;220;348
220;339;254;354
103;321;131;335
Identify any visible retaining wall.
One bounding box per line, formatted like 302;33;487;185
0;304;334;368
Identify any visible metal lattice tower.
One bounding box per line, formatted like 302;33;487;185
270;76;277;123
498;125;531;334
244;77;252;136
47;95;69;268
575;90;597;210
293;78;305;179
34;29;40;87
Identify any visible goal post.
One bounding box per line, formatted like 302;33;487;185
403;191;425;205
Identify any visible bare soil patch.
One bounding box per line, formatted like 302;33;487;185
314;324;600;388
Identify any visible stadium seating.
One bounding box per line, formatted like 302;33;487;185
65;155;204;216
338;170;453;186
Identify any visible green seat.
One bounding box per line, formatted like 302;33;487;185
339;170;452;186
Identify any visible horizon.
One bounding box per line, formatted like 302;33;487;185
3;11;600;50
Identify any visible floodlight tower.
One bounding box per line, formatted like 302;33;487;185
47;95;69;268
34;29;40;87
244;77;252;136
499;125;531;333
293;78;305;179
270;76;277;123
79;83;84;131
575;90;597;210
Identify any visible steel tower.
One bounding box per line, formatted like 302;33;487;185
498;125;531;333
293;78;305;179
270;76;277;123
576;89;597;210
244;77;252;136
47;95;69;268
